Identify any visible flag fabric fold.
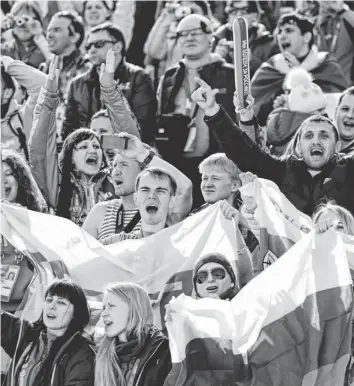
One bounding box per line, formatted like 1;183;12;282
164;230;353;386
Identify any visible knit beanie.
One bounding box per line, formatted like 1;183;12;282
193;253;237;299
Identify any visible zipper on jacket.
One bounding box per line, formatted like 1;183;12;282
134;340;165;386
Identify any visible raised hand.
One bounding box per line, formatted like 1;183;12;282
239;172;258;213
116;132;149;162
100;49;115;88
26;18;43;37
234;92;255;121
46;55;60;93
191;77;220;116
283;51;300;69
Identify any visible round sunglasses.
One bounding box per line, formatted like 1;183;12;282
195;267;226;284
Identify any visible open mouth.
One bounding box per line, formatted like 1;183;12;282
86;155;98;166
343;120;354;129
4;187;11;196
113;179;123;187
104;320;113;327
46;313;56;320
146;204;158;214
310;148;324;157
206;286;218;293
281;42;291;50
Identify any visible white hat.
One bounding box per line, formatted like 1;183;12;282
288;82;327;113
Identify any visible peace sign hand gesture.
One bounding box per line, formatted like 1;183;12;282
191;77;220;116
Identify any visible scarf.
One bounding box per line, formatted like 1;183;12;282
115;335;146;364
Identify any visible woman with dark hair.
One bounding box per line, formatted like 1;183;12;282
1;279;95;386
29;55;115;226
95;282;171;386
82;1;113;30
1;148;47;314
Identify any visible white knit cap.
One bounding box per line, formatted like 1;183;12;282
288;82;327;113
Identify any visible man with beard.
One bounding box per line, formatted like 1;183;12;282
1;56;46;159
82;133;192;241
192;77;354;216
251;12;349;125
100;167;177;244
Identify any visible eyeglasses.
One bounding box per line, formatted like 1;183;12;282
195;267;226;284
177;28;209;40
85;39;116;51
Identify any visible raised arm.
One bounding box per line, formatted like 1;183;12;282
191;77;286;183
117;132;193;225
29;56;60;210
99;49;141;139
2;56;47;139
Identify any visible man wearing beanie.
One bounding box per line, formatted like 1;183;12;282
192;252;251;300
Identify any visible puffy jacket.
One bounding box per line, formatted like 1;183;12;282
158;55;236;156
204;106;354;216
29;86;115;226
1;311;95;386
131;327;171;386
61;59;157;143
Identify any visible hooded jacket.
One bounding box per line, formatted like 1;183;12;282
204;105;354;217
1;311;95;386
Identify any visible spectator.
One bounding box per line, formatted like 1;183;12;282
1;279;95;386
192;252;242;300
315;1;354;85
29;56;115;226
61;22;156;144
82;1;113;32
313;202;354;235
1;56;47;159
335;86;354;155
83;132;193;241
251;12;349;125
189;153;259;254
192;77;354;217
95;282;171;386
297;0;320;19
1;1;51;68
213;0;278;77
1;149;47;313
101;167;177;245
40;11;91;138
157;14;236;208
144;0;218;87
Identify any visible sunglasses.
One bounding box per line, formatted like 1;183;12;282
195;267;226;284
85;39;116;51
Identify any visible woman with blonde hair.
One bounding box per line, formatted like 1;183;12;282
95;282;171;386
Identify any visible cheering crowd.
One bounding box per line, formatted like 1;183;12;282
1;0;354;385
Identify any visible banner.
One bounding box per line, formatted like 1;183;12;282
164;230;353;386
240;178;313;271
0;201;242;328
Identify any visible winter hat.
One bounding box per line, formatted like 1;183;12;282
285;68;327;114
193;253;237;299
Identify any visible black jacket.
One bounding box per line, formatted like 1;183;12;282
158;56;237;156
1;311;95;386
204;106;354;216
132;327;171;386
62;60;157;143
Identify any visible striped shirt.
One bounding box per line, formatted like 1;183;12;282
98;199;141;242
101;229;144;245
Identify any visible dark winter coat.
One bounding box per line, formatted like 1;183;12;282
1;311;95;386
